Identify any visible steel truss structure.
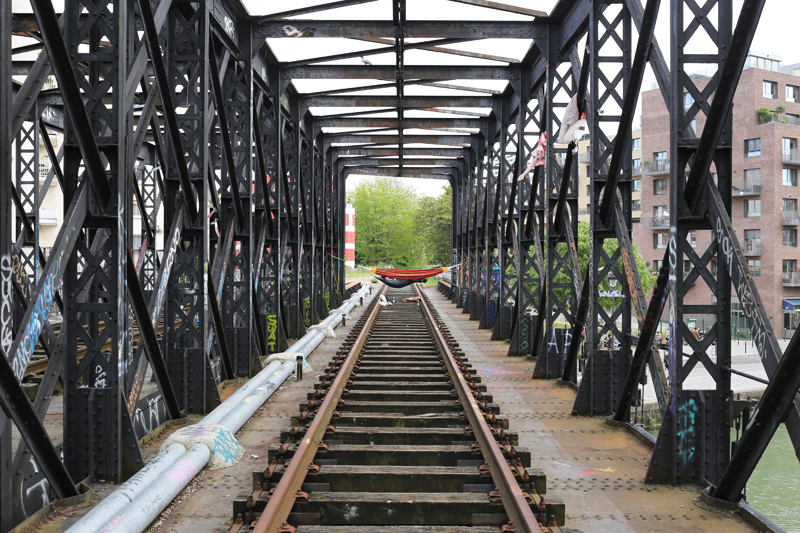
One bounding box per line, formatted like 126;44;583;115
0;0;795;529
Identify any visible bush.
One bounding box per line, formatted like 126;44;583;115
777;103;787;114
758;107;773;123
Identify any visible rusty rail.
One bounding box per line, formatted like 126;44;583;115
251;285;387;533
414;284;543;533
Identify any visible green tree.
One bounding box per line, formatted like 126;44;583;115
564;220;656;307
416;186;452;266
348;177;421;266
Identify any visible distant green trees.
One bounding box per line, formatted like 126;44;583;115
349;177;452;267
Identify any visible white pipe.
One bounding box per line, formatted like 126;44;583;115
67;283;370;533
67;444;186;532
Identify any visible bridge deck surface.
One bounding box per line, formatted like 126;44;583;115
39;282;753;532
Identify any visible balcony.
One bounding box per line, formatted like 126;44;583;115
39;203;58;226
761;112;800;127
783;148;800;165
784;210;800;225
783;272;800;286
732;180;761;196
743;239;762;256
632;165;642;176
643;216;670;230
644;160;670;175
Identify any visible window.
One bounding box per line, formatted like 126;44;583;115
655;151;667;162
745;229;761;255
652;259;663;272
788;85;799;103
763;80;777;99
132;234;143;250
632;138;641;151
784;138;797;161
684;259;693;277
632;179;641;192
654;205;668;218
632;199;641;211
744;168;761;190
783;168;797;186
784;228;798;247
744;199;761;217
653;233;668;249
784;198;797;214
684;92;695;108
689;231;697;248
748;259;762;277
633;158;642;173
654;178;667;195
745;138;761;158
784;259;797;273
586;184;591;196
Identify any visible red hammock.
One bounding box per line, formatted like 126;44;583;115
371;267;448;280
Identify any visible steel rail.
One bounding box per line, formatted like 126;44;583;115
414;285;542;533
252;286;388;533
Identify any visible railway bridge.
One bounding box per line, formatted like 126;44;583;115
0;0;796;531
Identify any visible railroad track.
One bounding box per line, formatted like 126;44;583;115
225;285;565;532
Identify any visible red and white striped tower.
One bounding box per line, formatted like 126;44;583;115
344;203;356;268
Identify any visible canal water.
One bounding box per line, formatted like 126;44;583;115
744;425;800;532
645;424;800;531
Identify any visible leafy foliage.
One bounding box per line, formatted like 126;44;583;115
348;178;452;267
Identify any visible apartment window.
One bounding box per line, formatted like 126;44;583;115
744;199;761;218
632;138;641;151
684;92;695;108
783;168;797;186
653;178;667;195
653;205;668;218
784;198;797;214
744;168;761;191
586;184;591;196
633;158;642;172
784;228;798;247
763;80;777;99
655;151;667;162
689;231;697;248
784;138;798;162
632;199;642;211
788;85;800;103
683;259;693;277
784;259;797;273
745;138;761;158
748;259;762;277
744;230;761;256
652;259;663;272
132;234;143;250
653;233;668;249
632;179;641;192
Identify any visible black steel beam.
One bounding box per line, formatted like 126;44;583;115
317;117;481;129
304;95;495;108
255;20;536;41
283;65;518;81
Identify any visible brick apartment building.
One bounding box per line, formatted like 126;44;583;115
578;129;643;224
633;51;800;337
